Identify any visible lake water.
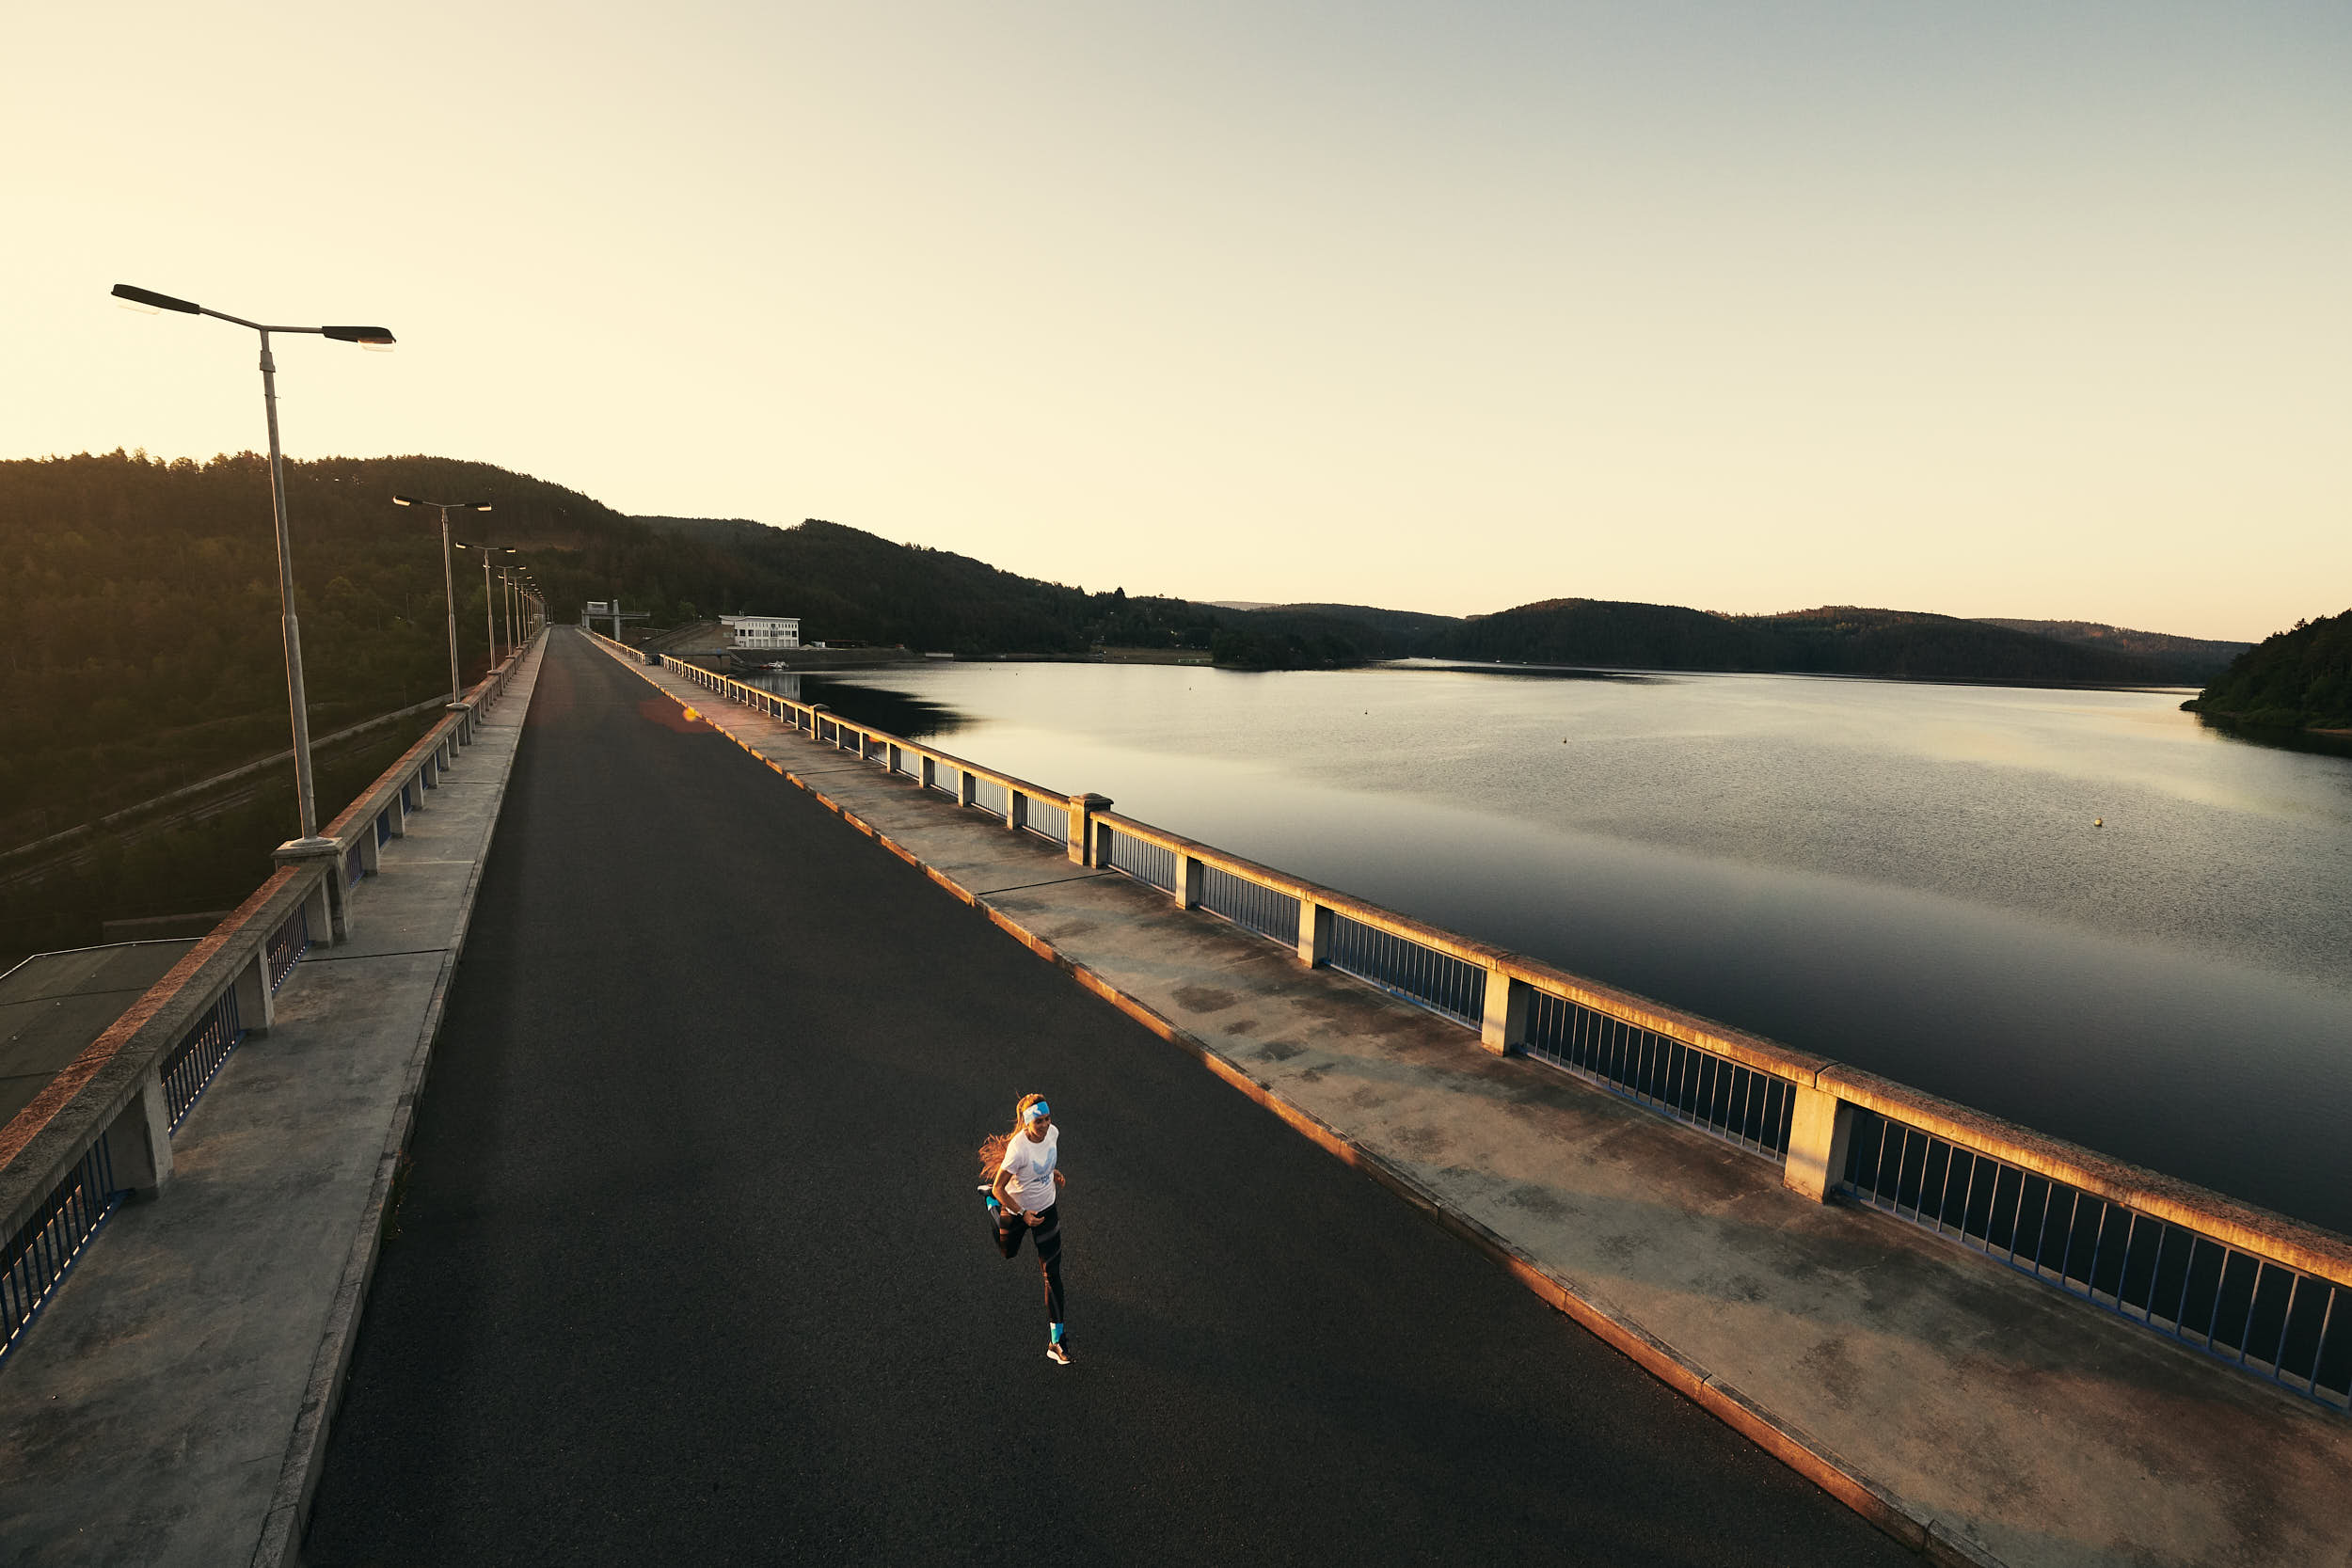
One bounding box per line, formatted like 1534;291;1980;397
766;660;2352;1234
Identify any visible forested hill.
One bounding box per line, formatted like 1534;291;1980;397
1425;601;2182;685
1973;619;2248;681
628;515;1218;655
2189;609;2352;732
1;450;620;847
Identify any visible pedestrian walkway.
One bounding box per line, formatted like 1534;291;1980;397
0;641;544;1568
587;634;2352;1568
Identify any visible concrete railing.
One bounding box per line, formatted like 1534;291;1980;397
0;633;544;1364
589;631;2352;1415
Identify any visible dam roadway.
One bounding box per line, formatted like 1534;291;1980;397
303;630;1908;1564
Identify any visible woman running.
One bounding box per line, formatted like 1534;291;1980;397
979;1094;1070;1364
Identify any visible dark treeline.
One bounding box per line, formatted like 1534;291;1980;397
626;515;1226;656
2190;608;2352;732
1;451;580;847
1422;600;2219;685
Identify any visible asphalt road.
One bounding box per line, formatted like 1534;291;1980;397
304;631;1912;1566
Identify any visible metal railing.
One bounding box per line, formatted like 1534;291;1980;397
1;1138;118;1365
1843;1108;2350;1410
1200;863;1299;945
1102;826;1177;894
1525;991;1797;1159
577;627;2352;1418
158;988;246;1130
971;776;1010;820
267;903;310;990
1327;913;1486;1030
1023;796;1070;847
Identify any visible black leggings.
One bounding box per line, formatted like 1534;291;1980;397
995;1203;1064;1324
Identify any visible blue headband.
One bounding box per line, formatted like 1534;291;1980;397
1025;1101;1052;1122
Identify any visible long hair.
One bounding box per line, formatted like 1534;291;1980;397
977;1093;1048;1181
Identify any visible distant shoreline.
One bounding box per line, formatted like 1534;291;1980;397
1383;657;2200;696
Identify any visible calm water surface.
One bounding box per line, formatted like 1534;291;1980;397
771;661;2352;1232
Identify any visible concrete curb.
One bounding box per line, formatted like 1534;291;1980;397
249;641;547;1568
589;637;2012;1568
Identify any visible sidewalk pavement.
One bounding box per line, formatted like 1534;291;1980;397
0;641;544;1568
602;641;2352;1568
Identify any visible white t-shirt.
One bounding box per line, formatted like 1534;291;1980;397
998;1123;1059;1213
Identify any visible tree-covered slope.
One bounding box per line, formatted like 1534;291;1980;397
629;515;1218;656
1974;618;2249;682
2190;609;2352;731
1425;600;2169;684
1;450;603;845
1429;598;1778;669
1756;607;2165;683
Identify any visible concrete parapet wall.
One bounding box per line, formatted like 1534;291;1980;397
0;865;314;1241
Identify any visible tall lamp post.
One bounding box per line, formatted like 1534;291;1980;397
112;283;393;844
456;543;517;666
391;496;492;704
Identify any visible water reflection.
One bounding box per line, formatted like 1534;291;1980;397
772;660;2352;1232
767;675;962;743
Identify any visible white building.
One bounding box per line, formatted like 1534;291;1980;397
722;615;801;650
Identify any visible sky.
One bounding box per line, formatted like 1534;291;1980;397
5;1;2346;641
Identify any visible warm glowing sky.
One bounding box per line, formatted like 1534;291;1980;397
7;2;2346;640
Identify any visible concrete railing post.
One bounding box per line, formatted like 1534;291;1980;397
385;786;407;839
447;701;474;747
1008;790;1028;833
232;946;277;1037
921;756;938;792
808;704;831;746
1296;900;1333;968
1177;851;1204;911
888;743;903;773
103;1075;174;1201
276;843;347;944
358;816;384;876
1480;970;1530;1055
1069;795;1112;866
1783;1084;1854;1202
304;871;332;945
960;770;977;809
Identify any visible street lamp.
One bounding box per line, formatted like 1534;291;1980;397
454;542;517;666
497;563;517;657
112;282;394;844
391;495;492;705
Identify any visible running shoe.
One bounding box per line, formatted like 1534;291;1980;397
1046;1338;1072;1366
977;1183;1002;1217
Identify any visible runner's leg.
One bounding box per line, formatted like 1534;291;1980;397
1032;1205;1064;1324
